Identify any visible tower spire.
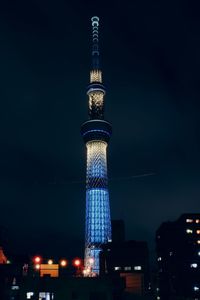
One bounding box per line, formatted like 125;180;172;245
91;16;100;70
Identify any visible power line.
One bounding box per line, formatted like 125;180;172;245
47;172;156;185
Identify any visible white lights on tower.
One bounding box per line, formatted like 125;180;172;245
190;263;198;268
90;70;102;83
89;92;104;112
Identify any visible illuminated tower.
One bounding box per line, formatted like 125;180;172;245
81;16;112;275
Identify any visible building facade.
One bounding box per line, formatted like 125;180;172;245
156;213;200;300
100;220;149;296
100;240;149;295
81;16;112;275
20;277;116;300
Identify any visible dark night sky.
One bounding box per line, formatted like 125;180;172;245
0;0;200;259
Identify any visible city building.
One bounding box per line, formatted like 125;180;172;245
0;253;125;300
100;221;150;296
81;16;112;275
19;276;124;300
156;213;200;300
0;256;24;300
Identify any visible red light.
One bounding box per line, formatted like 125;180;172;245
33;256;42;264
73;258;81;267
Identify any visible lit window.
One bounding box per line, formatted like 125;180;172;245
197;230;200;234
190;263;198;268
114;266;121;271
194;286;199;291
196;219;200;224
197;240;200;244
12;286;19;290
186;219;193;223
39;292;52;300
157;257;162;261
26;292;34;299
134;266;142;270
186;229;193;234
124;266;131;271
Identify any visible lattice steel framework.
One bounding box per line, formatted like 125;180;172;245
81;16;112;275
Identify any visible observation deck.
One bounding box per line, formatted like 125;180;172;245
81;120;112;144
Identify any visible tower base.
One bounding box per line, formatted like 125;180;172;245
84;246;102;276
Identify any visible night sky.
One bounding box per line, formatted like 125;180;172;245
0;0;200;259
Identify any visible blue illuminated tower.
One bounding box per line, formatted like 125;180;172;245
81;16;112;275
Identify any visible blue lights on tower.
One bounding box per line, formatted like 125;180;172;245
86;188;111;244
81;16;112;275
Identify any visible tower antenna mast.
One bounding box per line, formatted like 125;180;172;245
91;16;100;69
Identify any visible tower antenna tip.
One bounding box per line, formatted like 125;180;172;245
91;16;99;26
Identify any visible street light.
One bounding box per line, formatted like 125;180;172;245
60;259;67;267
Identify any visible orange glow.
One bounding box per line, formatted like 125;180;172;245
197;230;200;234
60;259;67;267
73;258;81;267
83;268;91;276
196;220;200;223
40;264;59;278
33;256;42;264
